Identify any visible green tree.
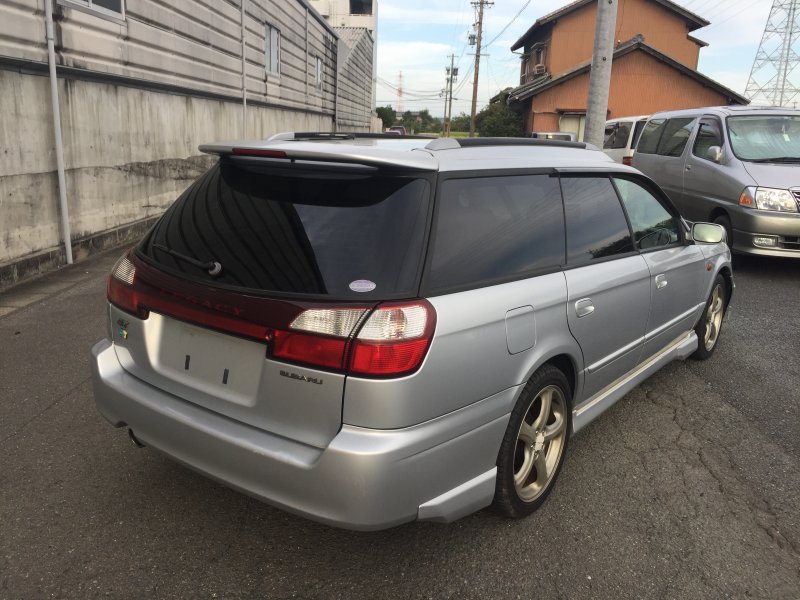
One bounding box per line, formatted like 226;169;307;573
376;105;396;130
475;90;524;137
449;112;471;132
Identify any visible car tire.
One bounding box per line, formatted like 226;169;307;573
713;214;733;247
493;365;571;518
692;274;727;360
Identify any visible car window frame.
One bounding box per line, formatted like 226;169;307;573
420;167;567;297
691;116;725;162
609;174;686;253
558;172;639;269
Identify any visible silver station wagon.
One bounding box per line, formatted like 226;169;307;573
91;133;733;530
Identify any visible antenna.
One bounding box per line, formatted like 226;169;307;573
745;0;800;106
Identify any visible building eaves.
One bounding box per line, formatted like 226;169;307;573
510;0;710;51
506;36;749;105
688;33;709;48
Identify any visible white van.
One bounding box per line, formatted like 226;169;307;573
603;115;649;165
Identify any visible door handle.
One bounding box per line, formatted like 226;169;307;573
685;164;692;171
575;298;595;318
655;274;668;289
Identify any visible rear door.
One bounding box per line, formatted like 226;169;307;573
560;175;651;401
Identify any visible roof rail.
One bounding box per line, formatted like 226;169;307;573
267;131;435;141
454;137;587;149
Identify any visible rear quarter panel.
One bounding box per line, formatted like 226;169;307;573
342;273;583;429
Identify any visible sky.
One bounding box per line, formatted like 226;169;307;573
374;0;775;118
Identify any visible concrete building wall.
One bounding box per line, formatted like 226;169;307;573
0;0;376;285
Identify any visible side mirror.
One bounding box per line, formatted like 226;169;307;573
706;145;723;163
692;222;725;244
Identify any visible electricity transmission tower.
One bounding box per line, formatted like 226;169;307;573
745;0;800;107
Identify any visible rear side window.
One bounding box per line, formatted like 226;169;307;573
562;176;634;265
139;161;431;300
636;119;665;154
604;122;632;149
428;175;565;292
655;118;697;157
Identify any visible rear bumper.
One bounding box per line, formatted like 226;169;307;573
91;339;511;530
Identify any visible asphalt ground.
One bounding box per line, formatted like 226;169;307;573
1;248;798;599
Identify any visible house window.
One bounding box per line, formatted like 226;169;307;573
315;56;324;89
265;24;281;75
58;0;125;22
350;0;372;15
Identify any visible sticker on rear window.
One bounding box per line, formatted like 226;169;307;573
349;279;376;293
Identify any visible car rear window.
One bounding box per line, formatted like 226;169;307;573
139;160;431;300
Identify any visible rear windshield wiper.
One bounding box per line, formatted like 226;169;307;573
152;242;223;276
748;156;800;163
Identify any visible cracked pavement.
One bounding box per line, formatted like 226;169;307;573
1;249;798;599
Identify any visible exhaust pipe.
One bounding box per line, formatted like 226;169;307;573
128;428;146;448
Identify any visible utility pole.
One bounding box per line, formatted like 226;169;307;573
469;0;493;137
584;0;618;147
444;54;458;136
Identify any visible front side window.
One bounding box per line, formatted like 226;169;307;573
727;115;800;161
562;176;634;265
655;118;697;157
265;24;281;75
428;175;565;292
613;178;680;250
693;118;723;160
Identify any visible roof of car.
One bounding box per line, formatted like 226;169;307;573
648;106;800;120
199;133;631;175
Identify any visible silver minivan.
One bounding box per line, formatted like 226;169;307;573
91;133;732;530
633;106;800;257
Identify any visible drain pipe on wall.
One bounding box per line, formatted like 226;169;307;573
240;0;247;137
45;0;73;265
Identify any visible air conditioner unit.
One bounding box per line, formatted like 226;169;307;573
533;63;546;76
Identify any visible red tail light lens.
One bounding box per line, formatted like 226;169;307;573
107;253;149;319
622;156;633;166
273;330;348;370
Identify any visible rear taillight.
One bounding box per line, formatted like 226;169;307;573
275;301;436;377
106;250;435;378
107;253;148;319
622;156;633;166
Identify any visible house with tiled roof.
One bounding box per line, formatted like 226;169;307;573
507;0;748;139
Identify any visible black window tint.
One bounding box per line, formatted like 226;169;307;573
636;119;666;154
614;178;680;250
140;161;430;300
632;119;647;147
429;175;564;291
562;176;634;264
604;122;632;149
693;118;723;159
655;118;697;157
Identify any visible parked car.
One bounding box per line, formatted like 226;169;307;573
528;131;576;141
386;125;408;135
633;106;800;257
603;115;649;165
91;132;732;530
